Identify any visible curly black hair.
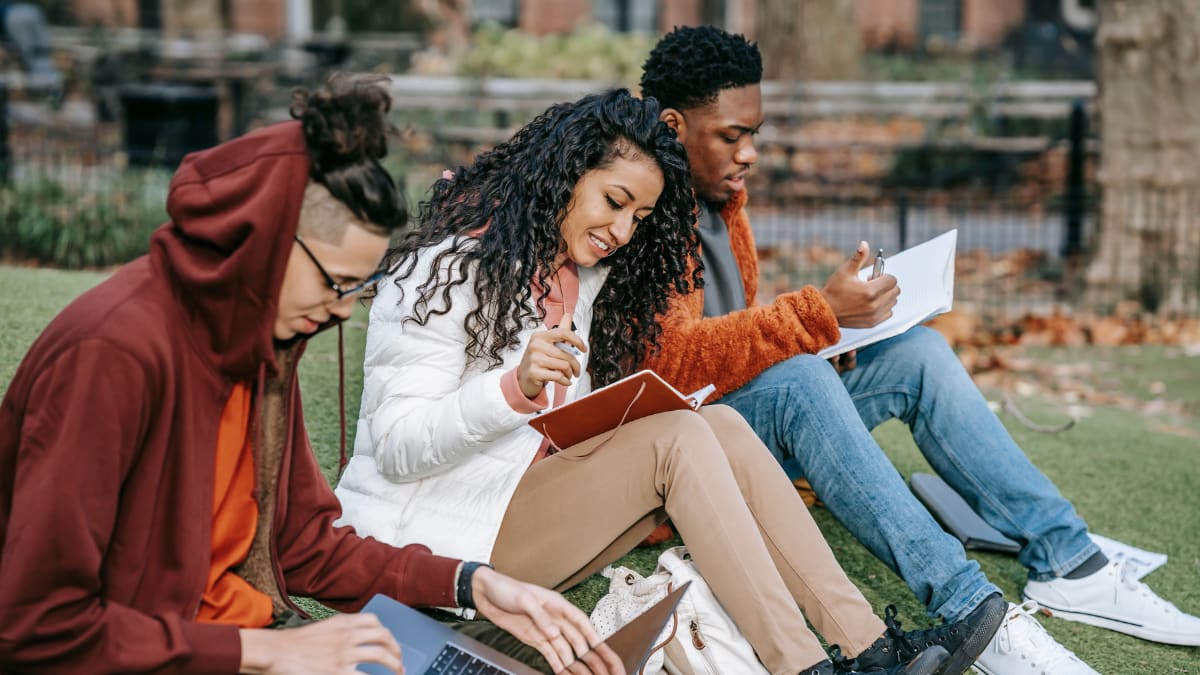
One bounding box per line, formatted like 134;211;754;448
290;73;406;236
640;25;762;112
386;89;700;388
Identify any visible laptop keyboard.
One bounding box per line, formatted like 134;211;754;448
423;644;511;675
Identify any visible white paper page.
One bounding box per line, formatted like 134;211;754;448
817;229;958;359
1091;533;1168;580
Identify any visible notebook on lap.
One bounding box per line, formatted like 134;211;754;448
358;581;691;674
528;369;715;449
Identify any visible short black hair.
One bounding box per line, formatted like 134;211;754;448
640;25;762;112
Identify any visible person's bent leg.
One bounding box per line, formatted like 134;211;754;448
844;327;1098;583
720;353;999;623
695;405;886;656
492;410;831;674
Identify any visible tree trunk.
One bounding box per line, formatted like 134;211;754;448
754;0;862;81
1088;0;1200;313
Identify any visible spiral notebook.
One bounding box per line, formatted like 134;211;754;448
528;370;715;450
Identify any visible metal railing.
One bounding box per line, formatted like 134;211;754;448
1;77;1121;318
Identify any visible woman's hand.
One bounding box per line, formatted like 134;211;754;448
472;567;625;675
516;327;588;399
238;613;403;674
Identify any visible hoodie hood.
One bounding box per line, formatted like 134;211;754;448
150;121;312;381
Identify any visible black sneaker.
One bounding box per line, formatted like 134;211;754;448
853;593;1006;675
803;644;949;675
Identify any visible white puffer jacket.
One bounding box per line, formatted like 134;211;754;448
335;238;608;565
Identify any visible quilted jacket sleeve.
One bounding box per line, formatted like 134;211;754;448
357;246;532;481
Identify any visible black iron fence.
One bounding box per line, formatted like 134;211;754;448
749;190;1098;320
1;77;1118;320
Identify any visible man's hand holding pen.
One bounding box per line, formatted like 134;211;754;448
820;240;900;329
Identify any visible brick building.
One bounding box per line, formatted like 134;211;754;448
71;0;299;39
495;0;1031;50
67;0;1073;52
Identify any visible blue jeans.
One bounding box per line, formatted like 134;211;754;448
720;326;1099;623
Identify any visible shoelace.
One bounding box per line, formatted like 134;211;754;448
881;605;959;660
827;645;852;672
1112;559;1178;615
827;646;883;675
996;601;1081;671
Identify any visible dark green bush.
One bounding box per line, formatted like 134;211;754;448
0;172;169;269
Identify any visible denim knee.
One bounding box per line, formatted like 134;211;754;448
877;326;958;370
757;353;843;390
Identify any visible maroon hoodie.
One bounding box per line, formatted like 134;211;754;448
0;122;461;673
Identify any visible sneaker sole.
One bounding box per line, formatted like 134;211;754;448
905;646;952;675
1023;596;1200;647
935;596;1008;675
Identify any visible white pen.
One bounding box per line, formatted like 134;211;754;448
555;342;584;358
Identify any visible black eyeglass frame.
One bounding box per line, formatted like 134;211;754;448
293;234;388;300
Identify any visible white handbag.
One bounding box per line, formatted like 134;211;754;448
589;546;769;675
589;563;676;674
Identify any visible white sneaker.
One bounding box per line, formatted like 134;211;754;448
973;601;1098;675
1023;559;1200;646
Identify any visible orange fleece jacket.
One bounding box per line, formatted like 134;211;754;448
643;190;841;400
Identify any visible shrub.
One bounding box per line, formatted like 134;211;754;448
457;23;655;84
0;171;169;269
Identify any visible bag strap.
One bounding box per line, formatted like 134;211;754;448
545;381;647;457
639;581;681;675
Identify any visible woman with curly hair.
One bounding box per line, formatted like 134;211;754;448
335;89;948;675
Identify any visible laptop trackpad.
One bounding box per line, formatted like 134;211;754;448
400;645;429;672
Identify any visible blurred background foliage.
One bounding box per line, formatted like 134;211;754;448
0;171;169;269
456;23;655;83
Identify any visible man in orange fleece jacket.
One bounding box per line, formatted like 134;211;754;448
639;26;1200;675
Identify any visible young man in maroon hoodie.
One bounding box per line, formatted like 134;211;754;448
0;78;619;675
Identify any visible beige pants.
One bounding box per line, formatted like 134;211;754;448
491;405;887;674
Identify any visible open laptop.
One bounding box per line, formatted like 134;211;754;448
358;581;691;675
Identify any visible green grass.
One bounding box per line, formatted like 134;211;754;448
3;265;1199;674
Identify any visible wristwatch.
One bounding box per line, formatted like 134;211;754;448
456;561;494;609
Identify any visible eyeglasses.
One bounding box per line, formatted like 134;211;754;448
294;234;388;300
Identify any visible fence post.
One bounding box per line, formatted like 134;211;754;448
896;191;909;250
616;0;632;31
1061;99;1087;258
0;82;10;185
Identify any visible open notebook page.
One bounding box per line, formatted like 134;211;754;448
817;229;958;359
